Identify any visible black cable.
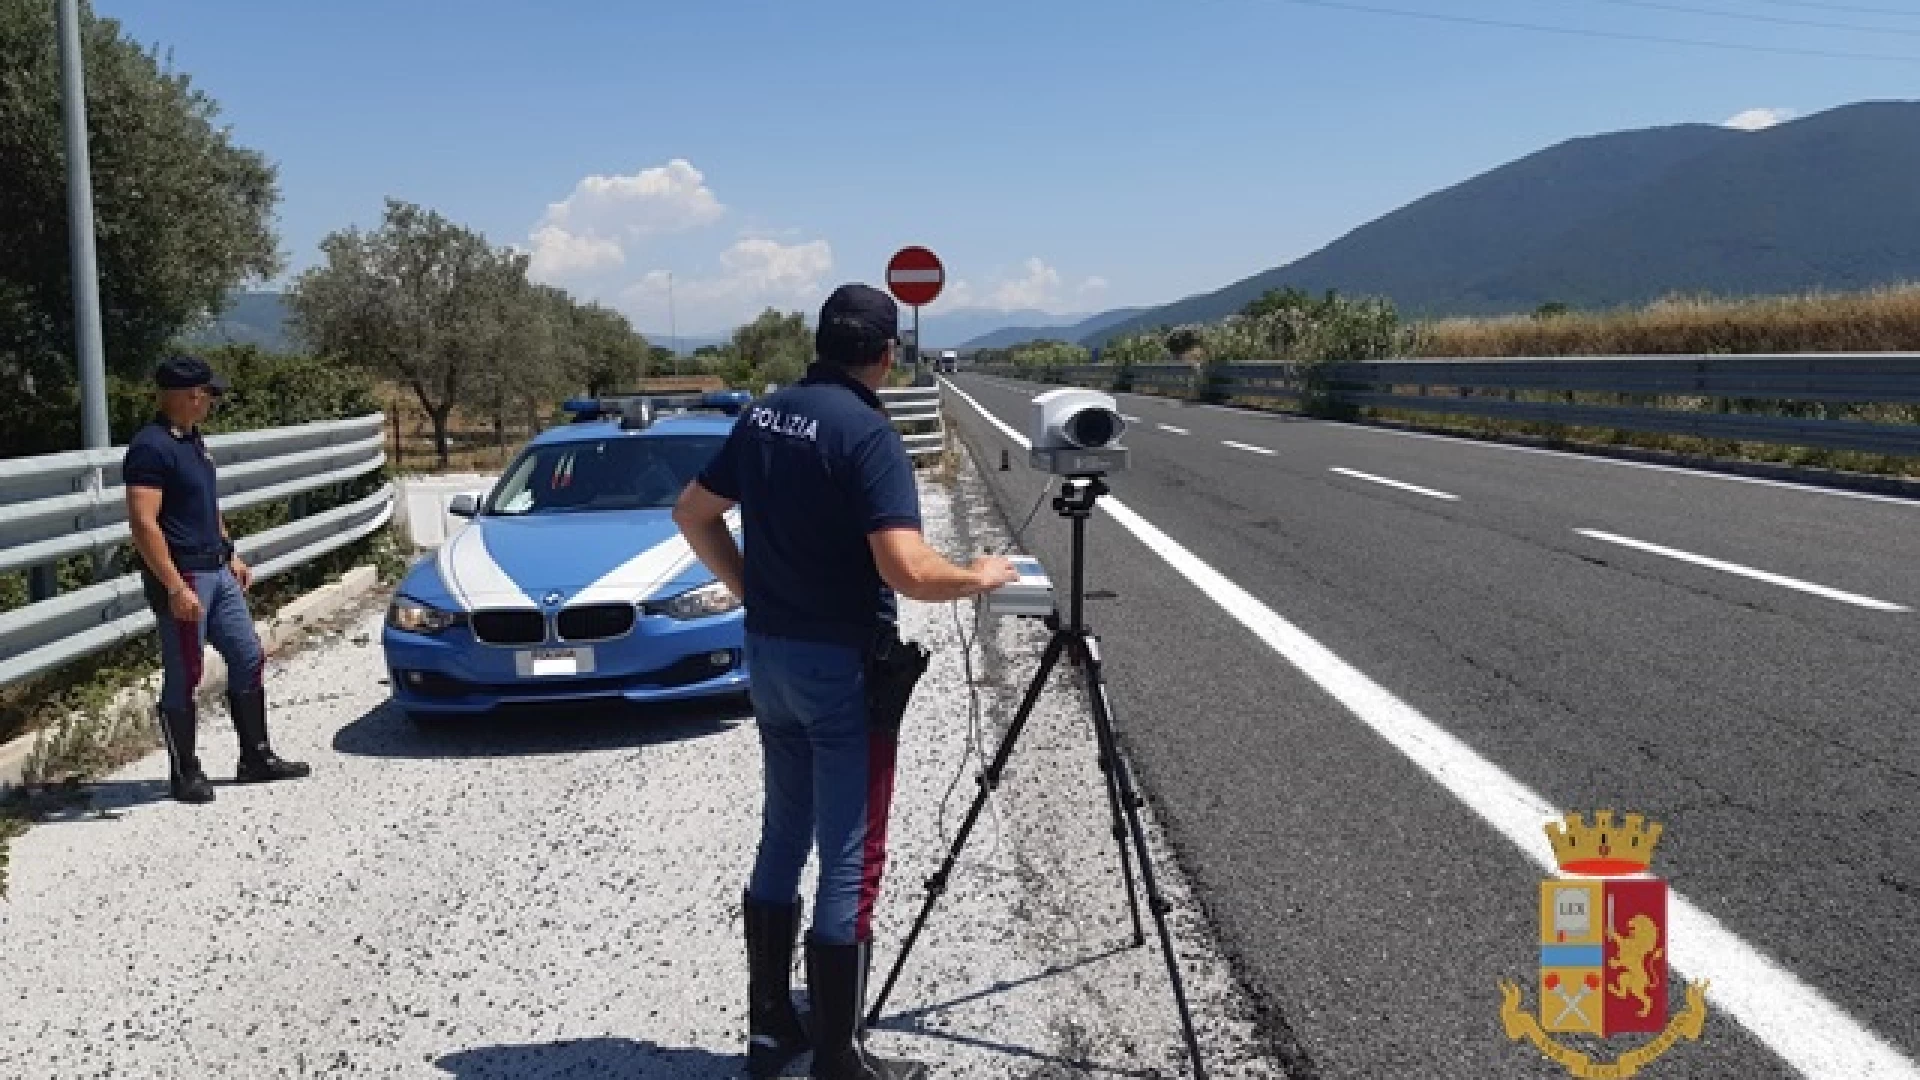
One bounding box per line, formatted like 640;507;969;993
1000;483;1052;557
1236;0;1920;61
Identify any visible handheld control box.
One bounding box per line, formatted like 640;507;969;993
985;556;1055;619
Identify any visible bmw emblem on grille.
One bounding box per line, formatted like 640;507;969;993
543;591;564;607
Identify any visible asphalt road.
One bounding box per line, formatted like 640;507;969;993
943;372;1920;1080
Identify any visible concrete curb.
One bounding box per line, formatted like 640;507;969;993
0;565;385;793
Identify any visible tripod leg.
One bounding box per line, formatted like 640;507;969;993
1078;635;1211;1080
1074;633;1146;947
865;630;1069;1027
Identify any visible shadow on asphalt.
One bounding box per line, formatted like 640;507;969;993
330;694;753;761
872;943;1161;1078
435;1037;743;1078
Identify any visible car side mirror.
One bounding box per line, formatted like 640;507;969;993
448;493;479;518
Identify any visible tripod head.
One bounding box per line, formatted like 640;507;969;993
1052;474;1110;520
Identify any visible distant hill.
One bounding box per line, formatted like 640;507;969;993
913;307;1063;350
180;290;296;352
1088;101;1920;345
962;308;1145;351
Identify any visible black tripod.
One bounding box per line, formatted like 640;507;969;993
866;474;1208;1080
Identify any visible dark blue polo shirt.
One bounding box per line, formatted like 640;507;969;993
697;363;921;648
123;418;226;571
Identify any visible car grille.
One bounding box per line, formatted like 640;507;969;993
470;610;548;645
556;603;635;642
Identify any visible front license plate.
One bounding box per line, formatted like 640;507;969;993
516;647;595;677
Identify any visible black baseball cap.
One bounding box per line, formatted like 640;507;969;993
155;354;229;395
816;283;899;355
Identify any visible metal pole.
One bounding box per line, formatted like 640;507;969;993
58;0;110;452
668;271;678;376
911;304;921;380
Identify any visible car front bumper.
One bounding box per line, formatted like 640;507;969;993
381;608;749;715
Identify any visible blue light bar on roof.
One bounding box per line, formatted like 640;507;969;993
562;390;753;426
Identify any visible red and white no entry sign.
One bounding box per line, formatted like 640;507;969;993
886;246;944;307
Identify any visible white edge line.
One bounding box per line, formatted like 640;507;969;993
1157;424;1190;435
940;376;1920;1080
1576;529;1910;613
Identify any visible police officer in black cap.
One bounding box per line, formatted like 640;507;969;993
676;283;1017;1080
124;354;309;804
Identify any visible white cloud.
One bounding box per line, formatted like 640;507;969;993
527;225;625;277
1723;108;1796;132
934;257;1082;312
990;257;1063;309
1078;276;1110;298
528;159;725;282
622;236;834;334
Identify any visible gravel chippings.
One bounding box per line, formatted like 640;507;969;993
0;448;1285;1080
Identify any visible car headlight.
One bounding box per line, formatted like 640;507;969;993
387;597;464;634
652;581;741;620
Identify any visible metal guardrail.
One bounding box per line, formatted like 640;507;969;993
1;413;393;688
880;385;945;460
976;355;1920;458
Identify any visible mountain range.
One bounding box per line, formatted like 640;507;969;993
1084;100;1920;346
182;102;1920;360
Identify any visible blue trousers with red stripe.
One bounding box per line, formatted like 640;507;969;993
150;565;265;712
744;632;899;945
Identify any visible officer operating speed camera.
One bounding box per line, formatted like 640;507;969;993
673;282;1017;1080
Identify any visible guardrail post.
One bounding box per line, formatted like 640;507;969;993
28;563;57;603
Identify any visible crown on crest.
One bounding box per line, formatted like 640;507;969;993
1545;810;1662;875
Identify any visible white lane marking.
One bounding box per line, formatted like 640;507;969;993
1123;414;1143;423
942;376;1920;1080
1157;424;1190;435
1330;467;1459;502
1222;440;1276;456
1575;529;1910;613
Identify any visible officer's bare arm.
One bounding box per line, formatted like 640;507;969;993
672;480;746;601
126;485;189;596
869;529;1016;604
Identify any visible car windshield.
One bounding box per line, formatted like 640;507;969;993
485;434;724;517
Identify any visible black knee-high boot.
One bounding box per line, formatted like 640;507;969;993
229;687;310;783
745;891;811;1077
158;704;213;804
806;938;926;1080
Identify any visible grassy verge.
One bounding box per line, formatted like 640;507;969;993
1414;286;1920;356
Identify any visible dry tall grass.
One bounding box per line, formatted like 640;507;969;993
1414;286;1920;357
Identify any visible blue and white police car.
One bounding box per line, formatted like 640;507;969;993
382;392;750;723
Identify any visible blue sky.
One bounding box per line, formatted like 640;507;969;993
97;0;1920;337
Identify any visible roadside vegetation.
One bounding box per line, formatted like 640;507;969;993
993;286;1920;481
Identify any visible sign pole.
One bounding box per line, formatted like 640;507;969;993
58;0;108;453
885;246;945;385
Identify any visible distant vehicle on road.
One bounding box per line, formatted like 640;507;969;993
382;392;751;724
937;350;958;372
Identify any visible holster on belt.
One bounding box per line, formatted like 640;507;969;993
864;624;930;736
